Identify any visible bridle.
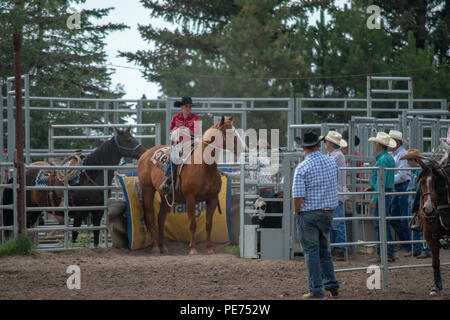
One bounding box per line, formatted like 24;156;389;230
114;135;142;158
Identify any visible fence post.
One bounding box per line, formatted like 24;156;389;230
239;153;245;258
377;166;388;291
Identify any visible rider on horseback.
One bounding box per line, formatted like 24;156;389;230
159;97;200;195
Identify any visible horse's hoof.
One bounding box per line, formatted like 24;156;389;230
430;288;441;296
159;246;169;254
189;248;198;255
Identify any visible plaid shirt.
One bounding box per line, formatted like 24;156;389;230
292;151;339;212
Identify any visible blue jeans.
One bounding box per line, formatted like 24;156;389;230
331;201;346;254
390;181;413;251
296;211;339;298
373;192;395;259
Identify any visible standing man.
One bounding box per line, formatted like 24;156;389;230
322;131;347;261
366;132;396;262
388;130;413;255
292;129;340;299
160;97;200;194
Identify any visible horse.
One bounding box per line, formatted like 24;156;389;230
416;158;450;296
137;115;244;254
1;161;60;240
1;127;145;246
67;127;145;246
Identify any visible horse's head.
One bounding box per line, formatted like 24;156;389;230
417;159;449;218
113;127;146;159
215;115;248;157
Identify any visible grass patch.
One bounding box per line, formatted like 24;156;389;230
0;233;35;258
56;231;92;248
225;245;240;257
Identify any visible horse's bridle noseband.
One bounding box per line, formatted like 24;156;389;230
114;135;142;158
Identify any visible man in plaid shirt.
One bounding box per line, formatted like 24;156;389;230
292;129;340;299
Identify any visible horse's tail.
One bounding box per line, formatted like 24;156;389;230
1;177;14;228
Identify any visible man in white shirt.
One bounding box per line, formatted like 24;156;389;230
322;131;347;261
388;130;415;256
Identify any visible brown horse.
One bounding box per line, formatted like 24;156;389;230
417;159;450;296
137;115;244;254
1;161;61;240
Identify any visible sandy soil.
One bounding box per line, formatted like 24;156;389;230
0;242;449;300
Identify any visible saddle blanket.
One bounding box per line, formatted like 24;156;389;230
116;169;232;250
151;146;171;170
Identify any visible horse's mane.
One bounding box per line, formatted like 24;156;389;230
83;137;117;166
416;159;440;186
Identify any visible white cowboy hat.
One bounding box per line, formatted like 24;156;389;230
388;130;408;144
368;132;397;148
319;131;347;148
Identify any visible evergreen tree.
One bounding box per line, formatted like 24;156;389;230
0;0;128;150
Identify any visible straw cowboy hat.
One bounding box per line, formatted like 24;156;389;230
400;149;426;160
388;129;408;144
368;132;397;148
319;130;347;148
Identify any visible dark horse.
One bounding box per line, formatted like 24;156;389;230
1;128;145;246
67;127;145;246
416;158;450;296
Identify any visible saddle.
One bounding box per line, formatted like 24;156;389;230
55;150;85;186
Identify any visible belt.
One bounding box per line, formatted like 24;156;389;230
259;188;273;192
299;209;334;214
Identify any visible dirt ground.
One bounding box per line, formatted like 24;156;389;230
0;241;449;300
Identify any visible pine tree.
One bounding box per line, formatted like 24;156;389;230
0;0;128;150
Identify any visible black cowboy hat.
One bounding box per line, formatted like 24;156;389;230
295;129;321;147
180;97;193;106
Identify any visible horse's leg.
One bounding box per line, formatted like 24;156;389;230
186;195;198;255
92;210;103;247
72;214;83;243
205;196;219;254
424;222;442;295
158;201;169;254
141;184;158;252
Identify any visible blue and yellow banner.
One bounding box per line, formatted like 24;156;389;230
117;169;232;250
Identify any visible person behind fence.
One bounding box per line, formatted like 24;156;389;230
321;130;347;261
160;97;200;194
341;130;364;213
387;130;414;255
401;149;431;259
292;129;340;299
366;132;396;263
255;139;274;199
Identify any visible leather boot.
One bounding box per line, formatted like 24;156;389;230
159;175;172;195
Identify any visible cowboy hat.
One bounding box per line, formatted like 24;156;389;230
319;131;347;148
368;132;397;148
296;129;321;147
175;97;194;107
400;149;426;160
388;130;408;144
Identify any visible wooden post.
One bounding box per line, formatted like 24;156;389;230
13;33;25;234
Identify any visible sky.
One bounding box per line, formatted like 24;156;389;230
78;0;348;100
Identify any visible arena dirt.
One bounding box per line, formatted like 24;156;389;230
0;241;449;300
